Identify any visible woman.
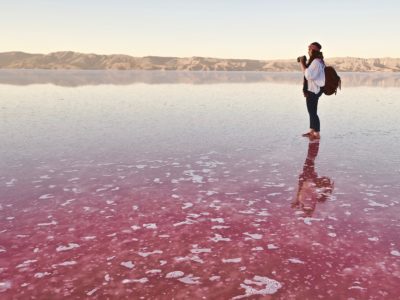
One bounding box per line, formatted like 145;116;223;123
299;42;325;139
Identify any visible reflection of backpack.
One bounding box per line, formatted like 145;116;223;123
323;66;341;95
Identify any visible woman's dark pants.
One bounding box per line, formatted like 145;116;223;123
306;90;323;132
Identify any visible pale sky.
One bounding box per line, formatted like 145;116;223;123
1;0;399;59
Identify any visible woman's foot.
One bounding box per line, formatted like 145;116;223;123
302;131;313;137
309;132;320;140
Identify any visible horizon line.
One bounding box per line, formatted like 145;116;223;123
1;51;399;61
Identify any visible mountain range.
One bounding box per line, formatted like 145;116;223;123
1;51;399;72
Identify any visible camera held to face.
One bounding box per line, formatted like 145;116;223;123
297;55;307;63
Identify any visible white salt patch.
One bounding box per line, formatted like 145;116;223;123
106;256;115;261
171;194;180;199
243;233;262;240
211;218;224;223
6;217;15;220
0;281;12;292
206;191;218;196
138;250;163;257
288;258;305;264
182;202;193;209
61;199;75;206
390;250;400;257
239;209;256;214
68;177;79;182
37;220;57;226
222;258;242;263
209;276;221;281
257;211;271;216
252;247;264;251
122;278;148;284
173;219;196;226
177;274;201;285
6;178;17;186
33;272;51;278
212;225;230;229
210;234;231;242
368;237;379;242
16;260;38;268
104;274;111;281
136;165;147;169
39;194;54;200
159;260;167;266
131;225;141;230
184;170;204;184
0;248;6;253
348;286;366;290
301;217;322;225
368;200;388;208
267;193;281;196
143;223;157;229
267;244;279;250
232;275;282;299
191;248;211;254
328;233;337;237
175;255;204;264
56;243;80;252
166;271;184;278
158;234;170;238
146;269;161;274
86;287;100;296
82;236;96;241
132;205;139;210
121;261;135;269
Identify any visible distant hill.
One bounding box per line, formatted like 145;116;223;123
1;51;399;72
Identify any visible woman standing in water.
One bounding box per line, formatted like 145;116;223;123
298;42;325;139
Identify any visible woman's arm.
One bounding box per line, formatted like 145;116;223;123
304;60;323;81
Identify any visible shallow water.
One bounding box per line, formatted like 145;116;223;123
0;71;399;299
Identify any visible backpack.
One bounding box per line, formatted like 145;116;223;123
323;66;341;95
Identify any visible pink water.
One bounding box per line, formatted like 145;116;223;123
1;71;399;299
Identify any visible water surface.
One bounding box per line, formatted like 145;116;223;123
0;71;399;299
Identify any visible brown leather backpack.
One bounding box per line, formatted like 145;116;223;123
323;66;341;95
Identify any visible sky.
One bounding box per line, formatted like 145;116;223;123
1;0;399;60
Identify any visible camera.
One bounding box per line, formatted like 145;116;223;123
297;55;306;63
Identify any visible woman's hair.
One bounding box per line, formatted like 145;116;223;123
307;42;324;66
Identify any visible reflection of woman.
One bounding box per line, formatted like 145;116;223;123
292;140;334;216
